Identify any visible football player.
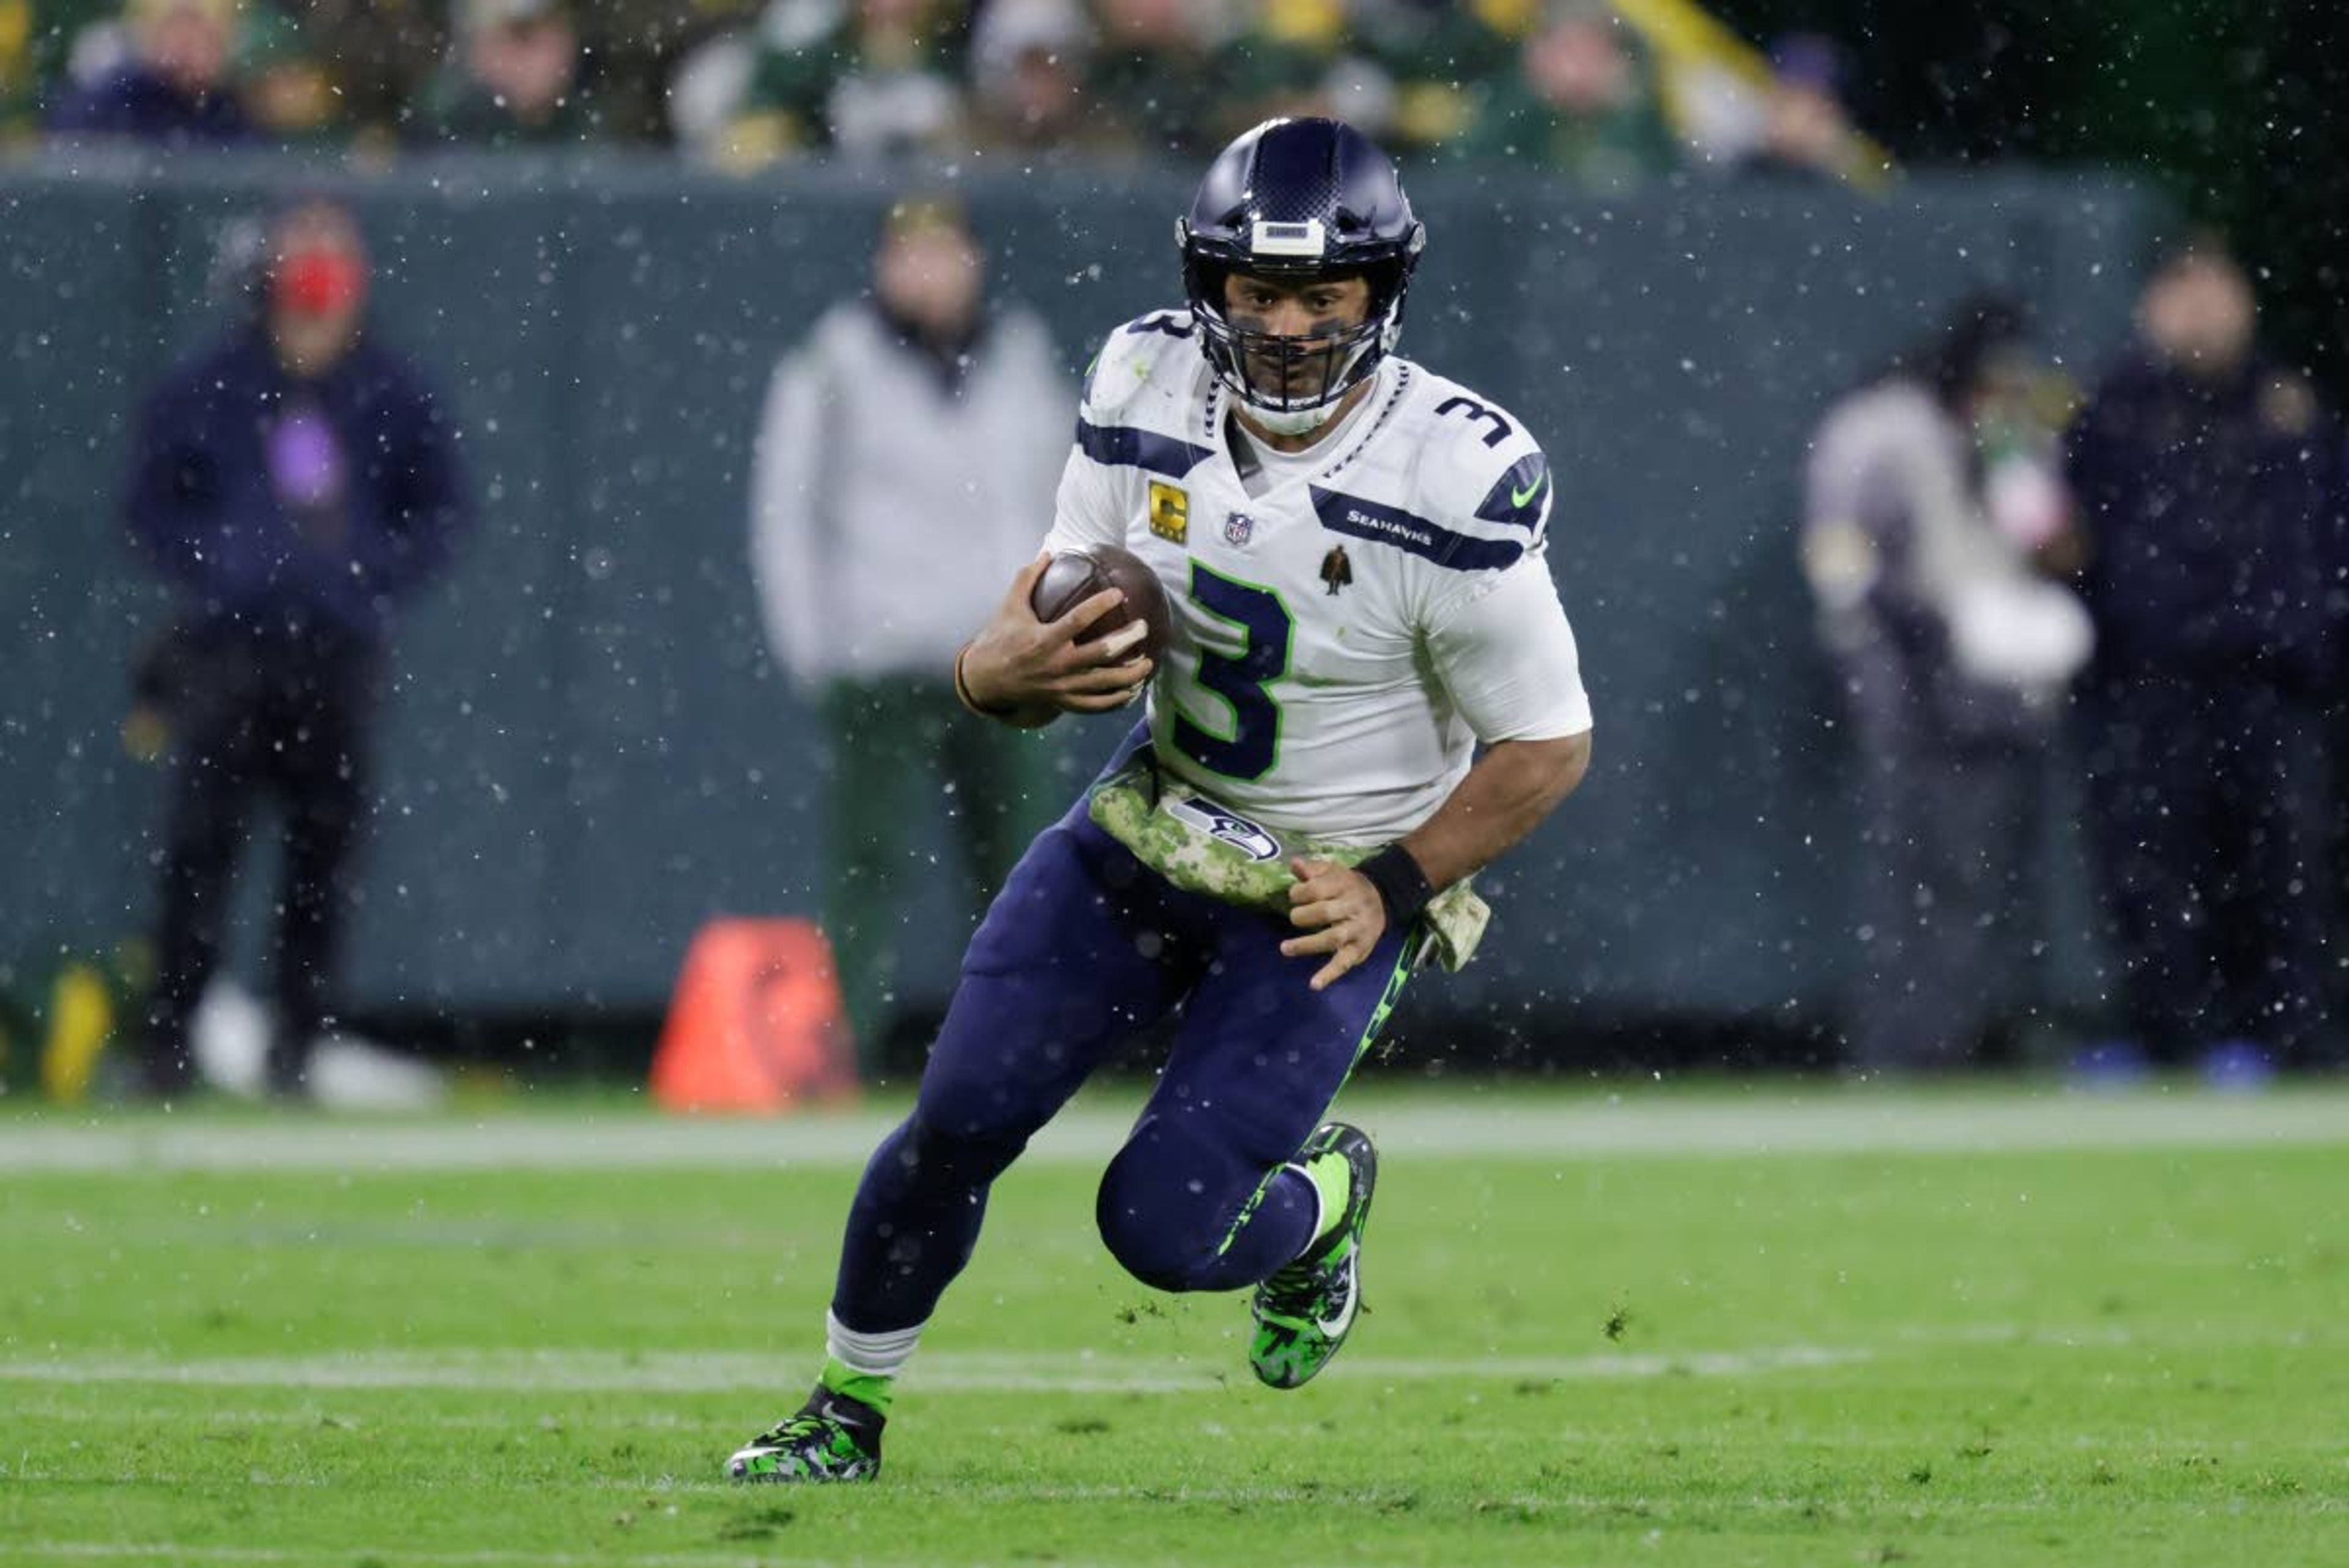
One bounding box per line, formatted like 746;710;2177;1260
729;117;1594;1483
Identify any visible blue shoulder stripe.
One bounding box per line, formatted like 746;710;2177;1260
1075;417;1214;479
1475;453;1550;533
1310;488;1524;571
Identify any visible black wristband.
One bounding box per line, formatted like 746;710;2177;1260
1359;845;1434;927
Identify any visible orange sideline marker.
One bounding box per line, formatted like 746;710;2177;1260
650;919;858;1112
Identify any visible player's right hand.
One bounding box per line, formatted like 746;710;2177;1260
962;552;1155;716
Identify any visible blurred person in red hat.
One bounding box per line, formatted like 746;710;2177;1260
123;198;470;1100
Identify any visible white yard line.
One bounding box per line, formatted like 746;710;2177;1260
5;1401;691;1430
2;1091;2345;1173
0;1343;1864;1395
18;1326;2314;1409
11;1322;2295;1405
5;1549;994;1568
15;1405;2290;1459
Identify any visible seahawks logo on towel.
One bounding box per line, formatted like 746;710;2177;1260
1165;794;1282;863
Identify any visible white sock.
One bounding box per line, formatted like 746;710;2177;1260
826;1309;924;1381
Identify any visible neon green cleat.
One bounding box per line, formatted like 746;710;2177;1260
725;1384;884;1484
1249;1121;1377;1389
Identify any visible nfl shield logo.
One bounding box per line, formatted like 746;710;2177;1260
1223;511;1255;546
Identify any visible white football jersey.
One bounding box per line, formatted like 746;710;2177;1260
1045;310;1592;845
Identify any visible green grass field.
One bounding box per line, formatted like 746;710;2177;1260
2;1081;2345;1567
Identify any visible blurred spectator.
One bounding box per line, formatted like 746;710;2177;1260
1;0;37;138
1078;0;1224;160
1345;0;1520;156
125;199;469;1098
966;0;1119;160
1447;0;1677;188
46;0;251;146
573;2;759;143
1734;34;1874;184
2064;243;2346;1082
677;0;963;166
1802;296;2093;1071
748;196;1067;1072
409;0;601;147
1197;0;1508;152
273;0;449;143
234;3;340;142
1205;0;1388;146
1664;29;1876;187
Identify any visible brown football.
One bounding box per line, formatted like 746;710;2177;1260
1030;545;1173;666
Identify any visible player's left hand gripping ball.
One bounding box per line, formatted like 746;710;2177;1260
1282;856;1386;991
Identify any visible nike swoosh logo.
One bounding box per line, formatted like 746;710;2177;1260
1510;472;1548;508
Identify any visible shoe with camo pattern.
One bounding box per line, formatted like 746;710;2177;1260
725;1384;884;1483
1249;1121;1376;1389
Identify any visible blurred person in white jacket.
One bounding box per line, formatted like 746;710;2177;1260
749;195;1071;1072
1801;295;2091;1071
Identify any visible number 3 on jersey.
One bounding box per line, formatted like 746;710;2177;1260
1171;560;1293;782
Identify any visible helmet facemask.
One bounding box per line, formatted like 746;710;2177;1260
1177;119;1427;437
1186;253;1411;437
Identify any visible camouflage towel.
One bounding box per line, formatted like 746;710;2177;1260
1086;750;1488;973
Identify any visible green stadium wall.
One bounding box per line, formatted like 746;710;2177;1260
0;154;2167;1042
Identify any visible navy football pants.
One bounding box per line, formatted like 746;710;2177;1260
831;792;1416;1334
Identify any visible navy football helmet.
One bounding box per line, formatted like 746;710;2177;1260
1178;117;1426;431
